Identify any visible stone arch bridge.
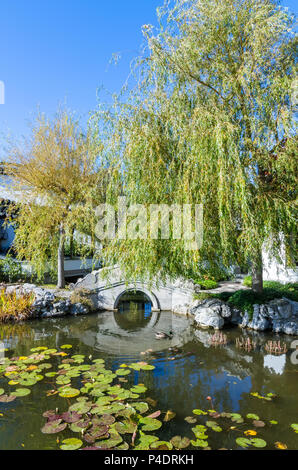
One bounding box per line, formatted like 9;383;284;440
74;266;195;314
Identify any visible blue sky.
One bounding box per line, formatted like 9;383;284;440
0;0;297;151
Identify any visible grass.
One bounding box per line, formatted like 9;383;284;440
70;288;94;311
0;289;35;323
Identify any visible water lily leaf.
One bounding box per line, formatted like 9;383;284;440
253;420;265;428
0;394;16;402
150;441;173;450
193;409;207;416
97;414;115;426
236;437;251;448
170;436;190;449
61;411;82;423
134;435;159;450
270;420;278;425
0;389;5;396
147;410;161;419
13;388;31;397
45;372;57;377
60;438;83;450
164;410;176;422
115;369;131;376
70;419;91;433
130;384;147;394
98;432;123;449
116;442;129;450
114;421;136;434
41;419;67;434
206;421;222;432
59;387;80;398
230;413;244;424
140;417;162;431
246;413;259;420
191;439;209;448
60;345;73;349
290;423;298;433
251;438;267;448
185;416;197;424
133;402;149;414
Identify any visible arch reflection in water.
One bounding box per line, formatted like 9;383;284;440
115;290;153;331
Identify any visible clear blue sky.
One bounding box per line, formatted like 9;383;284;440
0;0;297;150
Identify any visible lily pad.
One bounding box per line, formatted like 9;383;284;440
170;436;190;449
12;388;31;397
60;438;83;450
41;419;67;434
140;417;162;431
150;441;173;450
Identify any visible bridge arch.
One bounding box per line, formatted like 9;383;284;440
113;285;160;312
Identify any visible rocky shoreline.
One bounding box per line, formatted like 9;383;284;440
188;297;298;336
1;282;298;336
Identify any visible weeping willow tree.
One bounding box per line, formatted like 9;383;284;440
93;0;297;292
5;109;108;288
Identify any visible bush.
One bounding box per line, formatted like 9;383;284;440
215;282;298;319
0;255;25;283
193;292;213;301
242;275;252;287
0;289;35;322
194;279;218;290
70;288;94;311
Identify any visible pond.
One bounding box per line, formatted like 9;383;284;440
0;300;297;450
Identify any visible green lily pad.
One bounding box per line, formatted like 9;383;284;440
115;368;131;376
191;439;209;448
291;424;298;433
140;417;162;431
246;413;259;420
13;388;31;397
251;438;267;448
236;437;251;448
59;387;80;398
193;409;207;416
170;436;190;449
150;441;173;450
60;345;73;349
60;438;83;450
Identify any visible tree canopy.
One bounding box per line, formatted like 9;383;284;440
94;0;297;289
6;109;108;286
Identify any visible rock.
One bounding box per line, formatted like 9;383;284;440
195;307;225;329
70;303;89;316
282;321;298;336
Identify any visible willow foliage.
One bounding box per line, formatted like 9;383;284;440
5;109;107;282
93;0;297;285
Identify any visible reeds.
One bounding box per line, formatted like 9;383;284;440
209;332;227;346
235;336;256;351
0;289;35;323
264;340;287;355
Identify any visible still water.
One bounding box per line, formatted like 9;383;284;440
0;299;297;450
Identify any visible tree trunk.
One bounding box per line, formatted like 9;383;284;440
69;228;75;259
251;252;263;294
57;223;65;289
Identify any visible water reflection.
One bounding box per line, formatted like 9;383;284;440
0;308;297;450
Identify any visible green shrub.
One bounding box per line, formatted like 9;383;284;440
194;279;218;290
242;275;252;287
215;283;298;319
0;289;35;322
0;255;25;283
193;292;213;301
70;288;94;311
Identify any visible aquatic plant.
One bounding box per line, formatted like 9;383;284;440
235;336;256;352
264;341;287;355
0;345;294;450
0;289;35;323
209;332;227;347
